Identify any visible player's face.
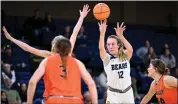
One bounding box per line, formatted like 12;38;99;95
147;63;156;77
107;38;119;55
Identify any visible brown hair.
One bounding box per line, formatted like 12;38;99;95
108;35;127;61
151;59;169;75
54;36;71;78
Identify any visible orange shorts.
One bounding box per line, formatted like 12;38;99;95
45;98;84;104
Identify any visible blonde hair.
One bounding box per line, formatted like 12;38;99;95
108;35;127;61
51;44;56;53
51;35;64;53
118;49;127;62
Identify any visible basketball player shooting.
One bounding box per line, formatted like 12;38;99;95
98;20;135;104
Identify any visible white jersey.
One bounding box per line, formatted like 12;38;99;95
103;53;132;90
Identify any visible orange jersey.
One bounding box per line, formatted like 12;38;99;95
43;54;83;100
154;75;177;104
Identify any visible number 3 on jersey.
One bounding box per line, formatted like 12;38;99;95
118;71;124;78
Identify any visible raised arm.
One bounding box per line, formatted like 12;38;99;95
114;22;133;60
27;58;47;104
2;26;51;58
140;81;156;104
69;4;90;56
76;59;98;104
98;20;108;61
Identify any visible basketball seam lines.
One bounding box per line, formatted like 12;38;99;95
93;4;110;20
94;11;110;14
100;4;102;19
94;6;109;10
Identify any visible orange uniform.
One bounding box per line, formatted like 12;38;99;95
154;75;177;104
43;54;83;104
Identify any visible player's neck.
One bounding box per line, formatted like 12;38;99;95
111;53;118;57
153;74;162;82
112;51;121;57
113;54;118;57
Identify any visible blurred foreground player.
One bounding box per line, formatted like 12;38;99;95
27;36;97;104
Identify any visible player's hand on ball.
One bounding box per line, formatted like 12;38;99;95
2;26;13;40
80;4;90;19
114;22;126;37
98;20;107;35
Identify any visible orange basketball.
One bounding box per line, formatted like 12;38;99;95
93;3;110;20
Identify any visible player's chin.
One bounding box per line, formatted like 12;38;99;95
109;51;116;55
147;72;151;77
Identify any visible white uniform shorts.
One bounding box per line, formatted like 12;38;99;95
106;87;135;104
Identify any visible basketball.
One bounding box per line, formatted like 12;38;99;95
93;3;110;20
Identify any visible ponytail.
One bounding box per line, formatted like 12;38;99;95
60;56;67;78
53;36;71;78
164;68;170;75
118;50;127;61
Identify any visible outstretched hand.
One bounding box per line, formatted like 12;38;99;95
80;4;90;19
114;22;126;37
2;26;13;40
98;20;107;35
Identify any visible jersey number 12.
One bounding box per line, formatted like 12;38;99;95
118;71;124;78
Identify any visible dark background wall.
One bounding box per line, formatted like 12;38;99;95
2;1;178;27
